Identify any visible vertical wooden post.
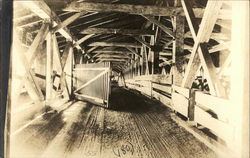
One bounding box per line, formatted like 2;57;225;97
63;43;73;98
140;47;144;75
153;50;160;74
68;46;73;96
46;30;53;105
172;14;185;86
229;1;249;157
144;46;150;75
150;35;155;74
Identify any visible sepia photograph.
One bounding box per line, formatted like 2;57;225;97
0;0;249;158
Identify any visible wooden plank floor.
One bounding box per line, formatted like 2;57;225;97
10;87;217;158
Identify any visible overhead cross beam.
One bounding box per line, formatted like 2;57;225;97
63;2;183;16
97;58;128;62
92;50;132;54
80;28;155;36
63;1;232;19
96;54;131;59
88;42;141;48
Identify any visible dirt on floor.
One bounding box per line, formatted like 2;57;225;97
10;86;217;158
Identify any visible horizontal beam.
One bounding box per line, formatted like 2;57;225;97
64;2;183;16
160;51;172;56
88;42;141;48
96;54;131;59
92;50;132;54
80;28;155;36
97;58;128;62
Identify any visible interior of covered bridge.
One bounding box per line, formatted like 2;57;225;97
3;0;249;158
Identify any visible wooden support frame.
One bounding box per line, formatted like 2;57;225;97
52;34;70;99
18;22;50;101
20;0;82;50
181;0;225;97
16;39;44;101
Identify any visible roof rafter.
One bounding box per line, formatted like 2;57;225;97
19;0;82;50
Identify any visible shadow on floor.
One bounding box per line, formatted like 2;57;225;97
109;86;169;114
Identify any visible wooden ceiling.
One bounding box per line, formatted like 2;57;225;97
13;0;231;72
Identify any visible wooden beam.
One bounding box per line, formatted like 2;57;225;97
97;58;127;62
27;22;50;68
163;40;174;49
52;34;70;99
184;31;230;41
15;39;44;101
64;45;73;95
159;60;173;67
18;23;49;101
46;31;53;104
230;2;250;156
142;15;175;38
172;14;185;86
142;42;150;75
71;13;122;29
95;54;131;59
134;36;152;49
80;28;155;36
88;42;141;48
52;12;84;32
160;51;172;56
64;2;183;16
126;47;142;58
73;34;94;47
92;50;132;54
20;0;82;50
181;0;225;97
209;42;230;54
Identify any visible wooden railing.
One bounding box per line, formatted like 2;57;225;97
126;75;172;106
125;76;235;149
